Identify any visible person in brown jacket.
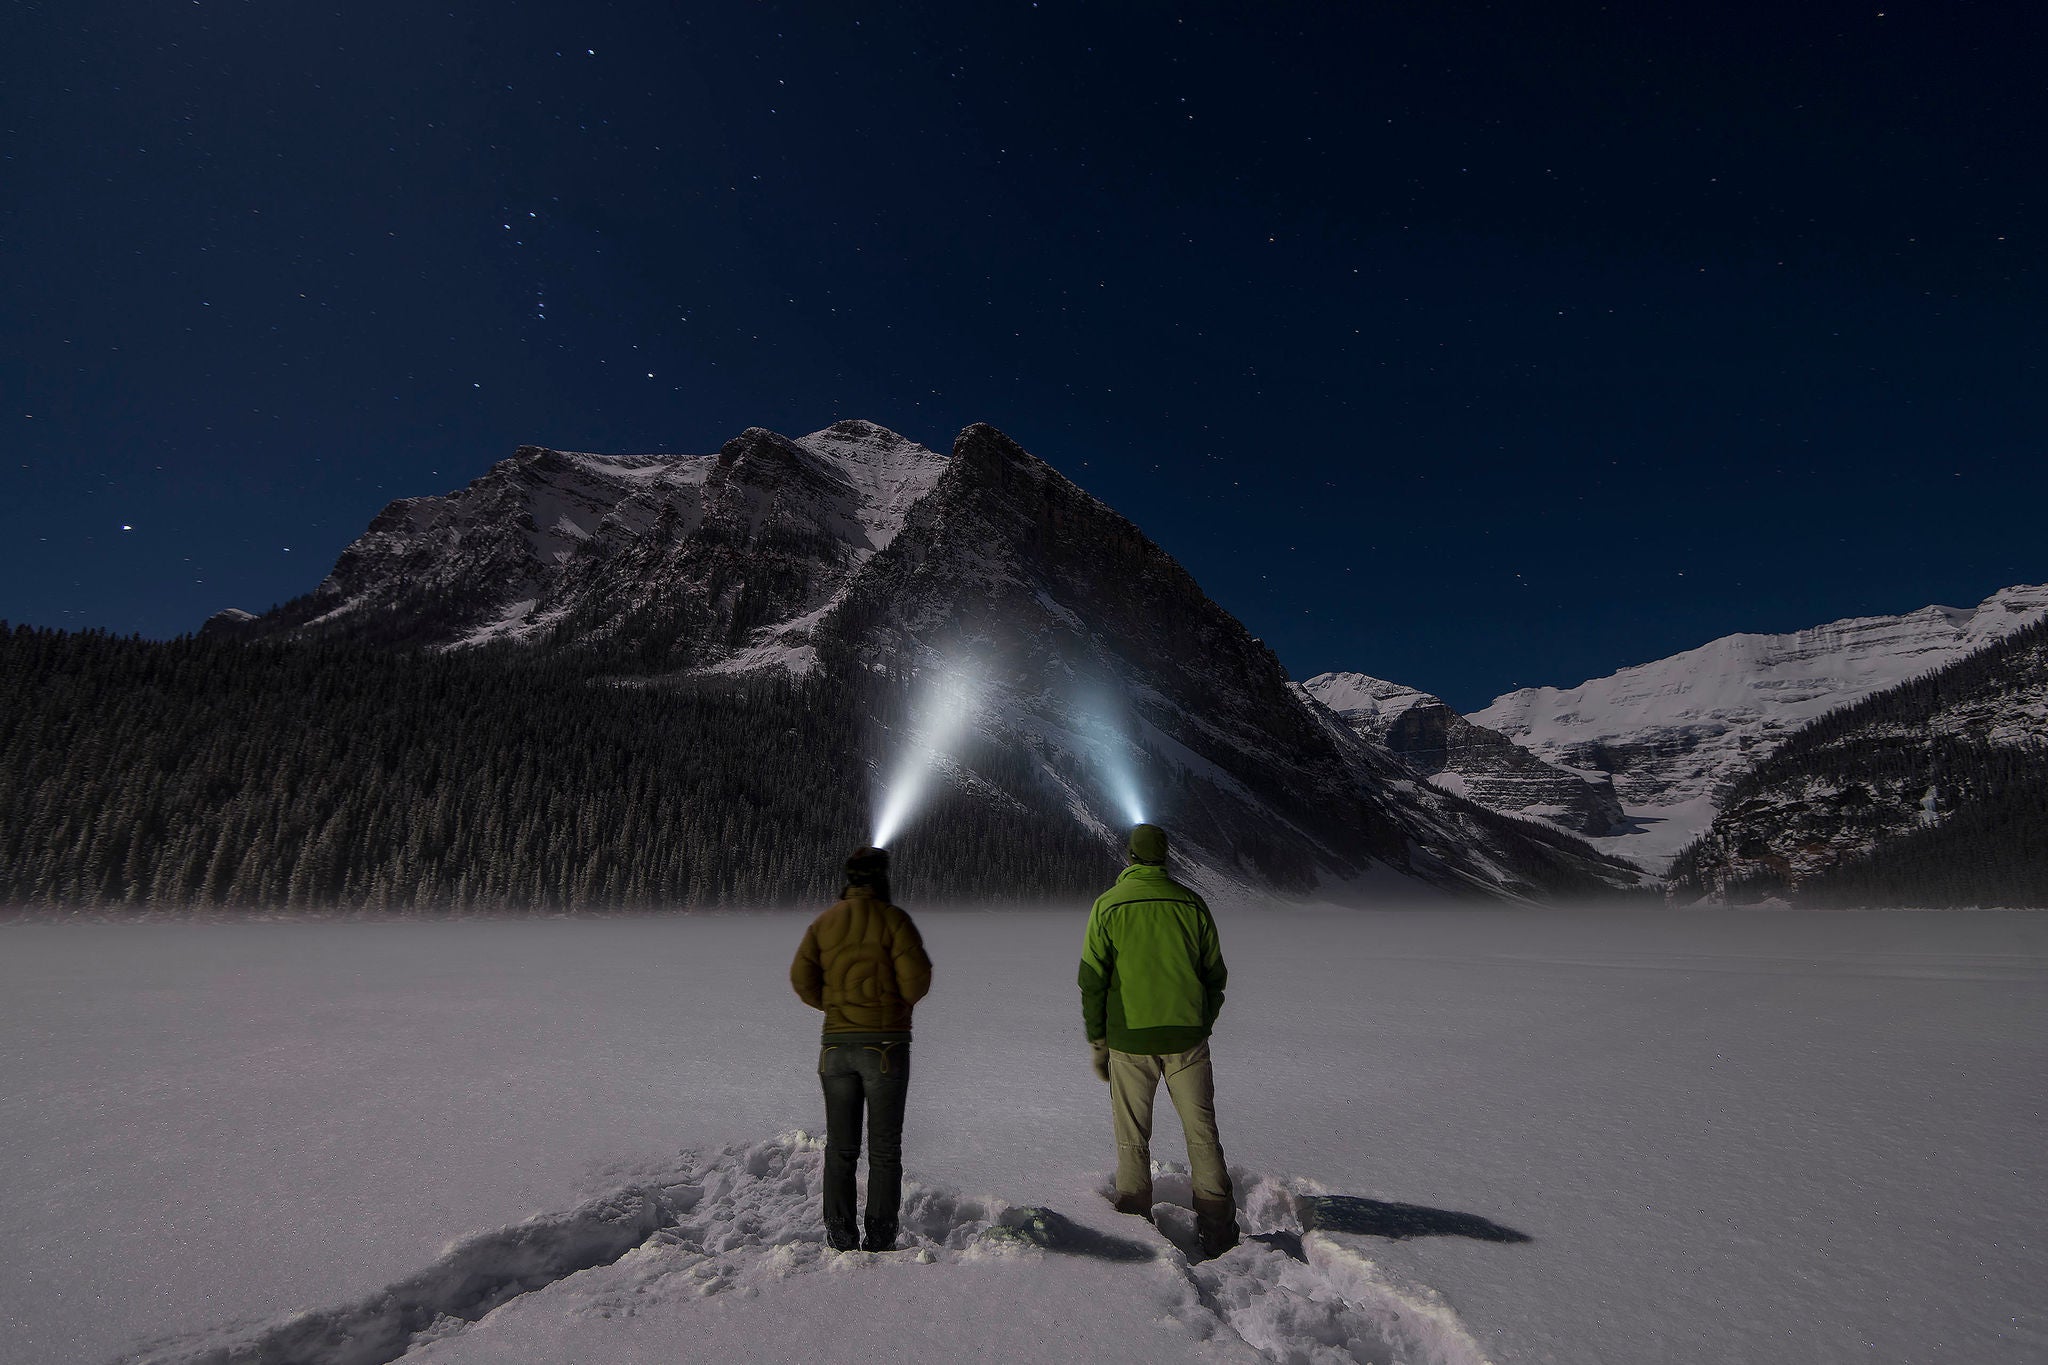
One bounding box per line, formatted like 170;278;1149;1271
790;846;933;1252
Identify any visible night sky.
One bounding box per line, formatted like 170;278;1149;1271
6;1;2042;712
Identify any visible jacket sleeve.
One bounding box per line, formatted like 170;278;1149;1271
791;921;825;1011
1196;900;1227;1028
1078;903;1112;1042
893;912;933;1006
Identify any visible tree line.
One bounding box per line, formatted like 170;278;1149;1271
0;625;1115;912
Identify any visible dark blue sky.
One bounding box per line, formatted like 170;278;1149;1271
5;1;2042;711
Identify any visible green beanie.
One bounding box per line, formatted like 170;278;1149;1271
1127;823;1168;865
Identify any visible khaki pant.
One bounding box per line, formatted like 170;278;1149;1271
1108;1040;1237;1253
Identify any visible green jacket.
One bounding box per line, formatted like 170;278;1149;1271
791;887;933;1035
1078;863;1226;1055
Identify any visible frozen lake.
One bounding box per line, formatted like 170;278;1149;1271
2;907;2043;1364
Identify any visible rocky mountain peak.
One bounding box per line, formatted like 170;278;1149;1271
1302;672;1624;837
951;420;1041;480
810;417;915;449
712;426;829;485
1306;673;1438;726
941;423;1104;521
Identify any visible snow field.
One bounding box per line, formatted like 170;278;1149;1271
3;908;2044;1364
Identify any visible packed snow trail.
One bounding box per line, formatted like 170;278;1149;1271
120;1133;1493;1365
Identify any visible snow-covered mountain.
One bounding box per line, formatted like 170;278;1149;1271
1671;615;2048;902
1301;672;1624;836
218;419;948;672
219;421;1641;902
1460;584;2048;870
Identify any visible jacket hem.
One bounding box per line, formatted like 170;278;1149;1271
1106;1025;1211;1056
820;1028;913;1044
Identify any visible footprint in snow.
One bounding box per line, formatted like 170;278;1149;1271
119;1133;1499;1365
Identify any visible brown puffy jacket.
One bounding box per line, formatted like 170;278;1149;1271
790;887;933;1033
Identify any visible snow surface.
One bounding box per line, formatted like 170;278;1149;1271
2;909;2043;1364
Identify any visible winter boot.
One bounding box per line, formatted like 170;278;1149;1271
1110;1186;1154;1220
1193;1195;1239;1260
825;1220;859;1252
862;1221;898;1252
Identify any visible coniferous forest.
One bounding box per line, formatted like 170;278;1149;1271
1796;755;2048;907
0;625;1116;912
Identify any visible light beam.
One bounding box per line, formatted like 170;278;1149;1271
871;662;983;849
1074;687;1148;827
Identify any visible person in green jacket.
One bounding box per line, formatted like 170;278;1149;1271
1079;823;1239;1258
791;846;933;1252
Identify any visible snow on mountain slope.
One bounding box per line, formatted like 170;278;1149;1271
1671;615;2048;901
1468;584;2048;869
1305;673;1438;726
219;420;946;667
1302;673;1624;837
792;418;944;557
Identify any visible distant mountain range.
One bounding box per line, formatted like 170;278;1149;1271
1309;584;2048;884
65;416;2028;911
196;421;1639;905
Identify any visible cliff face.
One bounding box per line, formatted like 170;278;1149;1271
1302;672;1625;837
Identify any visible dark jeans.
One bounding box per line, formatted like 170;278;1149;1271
819;1038;910;1245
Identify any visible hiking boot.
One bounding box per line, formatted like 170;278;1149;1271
861;1223;898;1252
1194;1195;1239;1260
825;1221;859;1252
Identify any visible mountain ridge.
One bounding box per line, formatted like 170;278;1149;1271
1326;583;2048;871
1302;671;1625;837
209;420;1642;904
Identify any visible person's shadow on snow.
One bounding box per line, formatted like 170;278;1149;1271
1304;1195;1532;1243
1244;1196;1532;1262
993;1206;1155;1261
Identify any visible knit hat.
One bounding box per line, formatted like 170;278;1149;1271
1127;824;1168;865
845;846;890;883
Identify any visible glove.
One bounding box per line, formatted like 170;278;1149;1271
1090;1039;1111;1083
